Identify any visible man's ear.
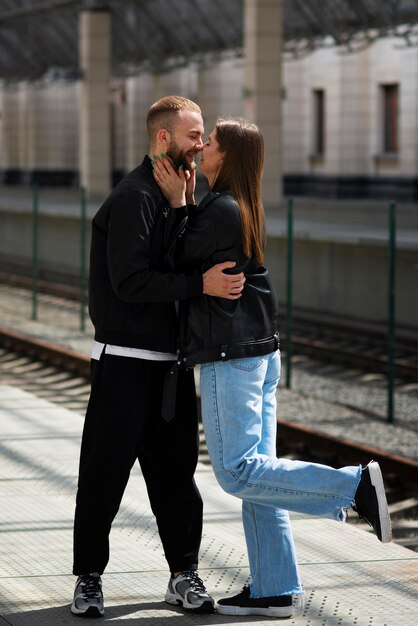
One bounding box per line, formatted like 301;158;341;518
157;128;170;145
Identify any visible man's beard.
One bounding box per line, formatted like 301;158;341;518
166;142;194;171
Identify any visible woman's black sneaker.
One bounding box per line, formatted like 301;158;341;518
216;585;293;617
352;461;392;543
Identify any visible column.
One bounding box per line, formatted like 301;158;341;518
126;72;154;171
244;0;283;211
79;5;111;198
16;81;42;185
0;82;17;181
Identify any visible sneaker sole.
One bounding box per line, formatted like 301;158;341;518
70;604;104;618
368;461;392;543
216;603;293;618
165;592;215;613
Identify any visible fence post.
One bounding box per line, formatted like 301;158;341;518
31;185;39;321
80;187;87;332
387;201;396;423
285;197;293;389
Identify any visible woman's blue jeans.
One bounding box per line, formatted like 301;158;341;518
200;350;361;597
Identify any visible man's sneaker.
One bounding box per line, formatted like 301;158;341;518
216;585;293;618
71;572;104;618
165;570;215;613
352;461;392;543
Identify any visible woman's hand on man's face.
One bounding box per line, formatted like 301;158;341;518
152;155;187;208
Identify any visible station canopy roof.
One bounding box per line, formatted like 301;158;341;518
1;0;418;81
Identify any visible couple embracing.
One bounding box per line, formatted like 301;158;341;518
71;96;391;619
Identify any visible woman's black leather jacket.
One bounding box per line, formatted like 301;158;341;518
173;191;279;367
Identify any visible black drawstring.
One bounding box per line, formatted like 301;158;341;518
162;361;181;422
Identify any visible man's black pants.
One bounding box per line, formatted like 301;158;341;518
73;352;203;575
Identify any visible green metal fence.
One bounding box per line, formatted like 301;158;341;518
283;198;400;424
29;186;88;333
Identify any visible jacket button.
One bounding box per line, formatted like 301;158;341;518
221;352;226;358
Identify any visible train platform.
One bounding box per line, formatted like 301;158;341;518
1;380;418;626
1;184;417;249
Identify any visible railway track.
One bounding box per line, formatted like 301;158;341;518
1;326;417;553
280;310;418;381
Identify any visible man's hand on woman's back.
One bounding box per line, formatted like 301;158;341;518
203;262;245;299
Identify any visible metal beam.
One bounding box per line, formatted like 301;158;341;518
131;0;192;61
188;0;231;49
0;1;80;24
112;8;156;72
1;0;418;80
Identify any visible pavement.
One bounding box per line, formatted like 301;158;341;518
1;381;418;626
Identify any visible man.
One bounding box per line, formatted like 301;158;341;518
71;96;244;618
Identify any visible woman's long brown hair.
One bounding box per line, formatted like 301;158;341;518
211;118;266;265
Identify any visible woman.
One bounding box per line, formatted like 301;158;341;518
153;117;391;618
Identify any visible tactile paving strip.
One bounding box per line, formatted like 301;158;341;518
0;384;417;626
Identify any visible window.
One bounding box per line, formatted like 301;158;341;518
312;89;325;155
381;84;398;154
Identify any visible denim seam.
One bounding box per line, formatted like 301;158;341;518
230;359;264;372
249;502;261;597
211;363;225;470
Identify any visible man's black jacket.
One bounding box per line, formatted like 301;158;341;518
88;156;202;353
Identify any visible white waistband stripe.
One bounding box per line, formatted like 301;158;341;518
91;341;177;361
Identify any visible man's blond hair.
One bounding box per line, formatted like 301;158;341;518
147;95;201;140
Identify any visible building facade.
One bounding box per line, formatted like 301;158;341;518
283;37;418;200
0;33;416;200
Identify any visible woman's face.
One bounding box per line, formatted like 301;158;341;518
199;129;223;186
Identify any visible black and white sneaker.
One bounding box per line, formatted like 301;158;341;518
216;585;294;618
71;572;104;618
353;461;392;543
165;570;215;613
